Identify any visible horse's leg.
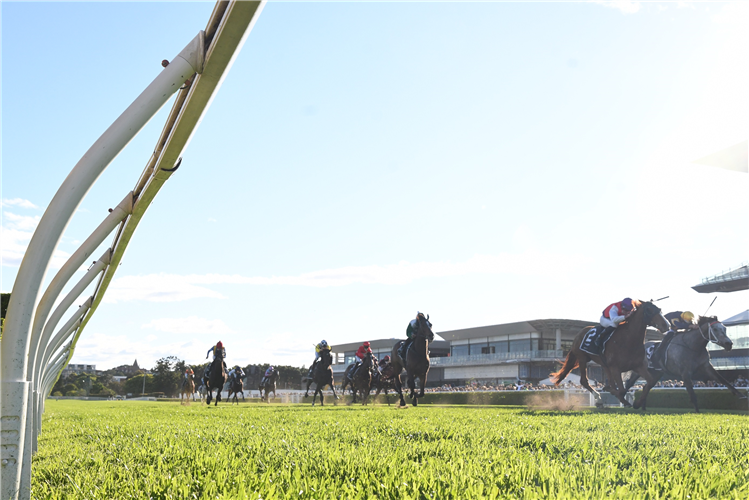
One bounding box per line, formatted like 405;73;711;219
304;378;312;398
632;360;659;411
393;369;407;407
419;370;428;398
701;364;748;399
606;364;632;407
682;374;700;413
578;362;601;402
407;372;416;400
329;378;339;400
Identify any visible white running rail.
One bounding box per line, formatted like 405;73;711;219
0;2;265;499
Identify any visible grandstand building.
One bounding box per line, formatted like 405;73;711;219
706;310;749;378
330;318;669;386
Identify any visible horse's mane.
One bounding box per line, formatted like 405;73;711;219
699;315;717;324
632;299;643;308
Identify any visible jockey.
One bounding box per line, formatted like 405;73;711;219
594;298;636;352
378;355;392;379
352;341;373;378
204;341;226;381
261;366;275;385
308;340;330;377
652;311;697;369
231;365;245;381
182;366;194;388
399;312;432;359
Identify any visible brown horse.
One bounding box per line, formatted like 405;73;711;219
551;300;670;409
180;373;195;405
391;312;434;407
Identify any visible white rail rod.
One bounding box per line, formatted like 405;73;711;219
1;34;203;500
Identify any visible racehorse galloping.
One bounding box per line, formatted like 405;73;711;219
259;369;279;403
551;300;670;409
623;316;748;412
205;351;228;406
339;363;356;396
227;377;244;405
351;351;375;405
391;312;434;407
180;373;195;405
372;361;397;406
304;348;339;406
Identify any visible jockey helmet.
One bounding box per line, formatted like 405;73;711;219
681;311;695;322
216;341;223;348
363;341;371;347
621;298;633;311
383;355;390;362
320;340;328;348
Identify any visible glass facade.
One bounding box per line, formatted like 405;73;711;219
451;345;469;357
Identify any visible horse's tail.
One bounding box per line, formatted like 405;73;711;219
550;350;579;386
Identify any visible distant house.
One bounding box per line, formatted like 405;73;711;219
109;359;142;376
61;363;97;376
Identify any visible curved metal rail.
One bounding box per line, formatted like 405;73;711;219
1;2;265;499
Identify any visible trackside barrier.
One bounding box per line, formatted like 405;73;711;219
0;3;266;499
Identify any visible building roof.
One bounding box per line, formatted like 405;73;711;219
723;310;749;327
692;264;749;293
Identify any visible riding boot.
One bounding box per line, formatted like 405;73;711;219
399;339;411;360
595;327;615;352
652;331;675;370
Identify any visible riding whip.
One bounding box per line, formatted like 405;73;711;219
703;296;717;316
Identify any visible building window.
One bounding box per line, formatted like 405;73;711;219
481;346;495;354
540;339;556;351
451;345;469;357
509;339;531;352
469;344;487;355
489;341;508;353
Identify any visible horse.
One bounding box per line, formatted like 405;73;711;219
372;361;397;405
350;351;376;405
226;376;244;405
623;316;748;412
551;300;670;409
391;312;435;407
339;363;356;396
197;383;208;403
180;373;195;405
304;348;339;406
259;369;279;403
205;350;228;406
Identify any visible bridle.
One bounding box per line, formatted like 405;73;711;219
698;320;722;344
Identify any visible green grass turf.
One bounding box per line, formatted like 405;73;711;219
32;400;749;499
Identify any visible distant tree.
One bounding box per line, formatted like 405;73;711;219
152;356;183;396
124;374;156;395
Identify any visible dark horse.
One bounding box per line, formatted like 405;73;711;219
623;316;748;412
259;369;279;403
350;351;376;405
304;348;339;406
227;376;244;405
551;300;671;409
372;360;397;405
205;351;228;406
339;364;356;396
391;312;434;407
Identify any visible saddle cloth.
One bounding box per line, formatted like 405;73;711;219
644;342;662;370
579;325;611;356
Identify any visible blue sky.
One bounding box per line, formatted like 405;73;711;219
2;1;747;370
